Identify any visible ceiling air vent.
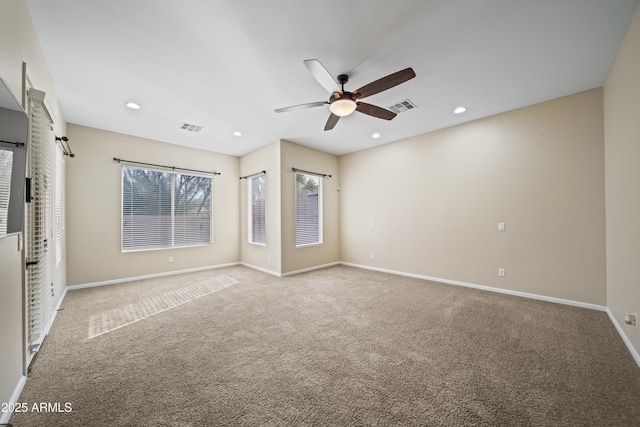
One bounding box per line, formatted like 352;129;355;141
179;122;203;133
388;99;417;114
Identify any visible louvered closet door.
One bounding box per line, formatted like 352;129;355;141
25;88;53;356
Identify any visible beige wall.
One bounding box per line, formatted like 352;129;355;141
280;140;340;274
340;89;606;305
239;139;340;275
239;140;282;273
604;5;640;357
65;124;239;285
0;0;67;415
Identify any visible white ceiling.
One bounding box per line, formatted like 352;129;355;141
25;0;639;156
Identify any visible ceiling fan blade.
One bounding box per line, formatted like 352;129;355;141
324;113;340;131
356;102;397;120
353;68;416;100
304;59;341;94
275;101;328;113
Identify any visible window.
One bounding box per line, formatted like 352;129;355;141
122;166;212;251
248;173;265;244
0;147;13;235
295;172;322;246
55;146;65;264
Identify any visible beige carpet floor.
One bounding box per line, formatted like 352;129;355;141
9;265;640;426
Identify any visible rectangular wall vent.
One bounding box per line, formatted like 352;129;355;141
388;99;417;114
179;122;203;133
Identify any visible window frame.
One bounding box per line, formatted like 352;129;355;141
121;165;213;252
295;171;323;247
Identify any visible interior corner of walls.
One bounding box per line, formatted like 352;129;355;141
606;308;640;368
240;262;282;277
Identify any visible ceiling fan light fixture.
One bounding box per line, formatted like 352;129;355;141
329;98;357;117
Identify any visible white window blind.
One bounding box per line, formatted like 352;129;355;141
26;88;54;355
295;172;322;246
55;146;65;264
0;148;12;235
248;173;266;244
122;166;212;251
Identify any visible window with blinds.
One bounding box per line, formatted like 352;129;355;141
26;89;54;355
248;173;266;244
0;147;12;235
122;166;212;251
55;146;64;264
295;172;322;246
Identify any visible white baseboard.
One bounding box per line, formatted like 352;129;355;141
240;263;282;277
606;308;640;368
67;262;241;291
0;374;26;425
4;283;67;423
281;261;341;277
240;261;341;277
340;262;606;312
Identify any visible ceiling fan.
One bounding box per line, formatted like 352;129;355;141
275;59;416;131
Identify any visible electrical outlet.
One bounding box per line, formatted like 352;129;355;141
370;252;375;259
498;268;505;277
498;222;505;231
624;313;637;327
168;256;173;263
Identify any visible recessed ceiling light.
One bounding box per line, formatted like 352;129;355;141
372;132;381;139
453;106;467;114
125;102;141;110
233;131;242;137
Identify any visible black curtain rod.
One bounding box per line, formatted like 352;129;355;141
113;157;221;175
291;167;332;178
239;170;266;180
0;139;25;147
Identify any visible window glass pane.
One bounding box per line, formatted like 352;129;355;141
174;173;212;246
295;172;321;246
249;174;265;244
